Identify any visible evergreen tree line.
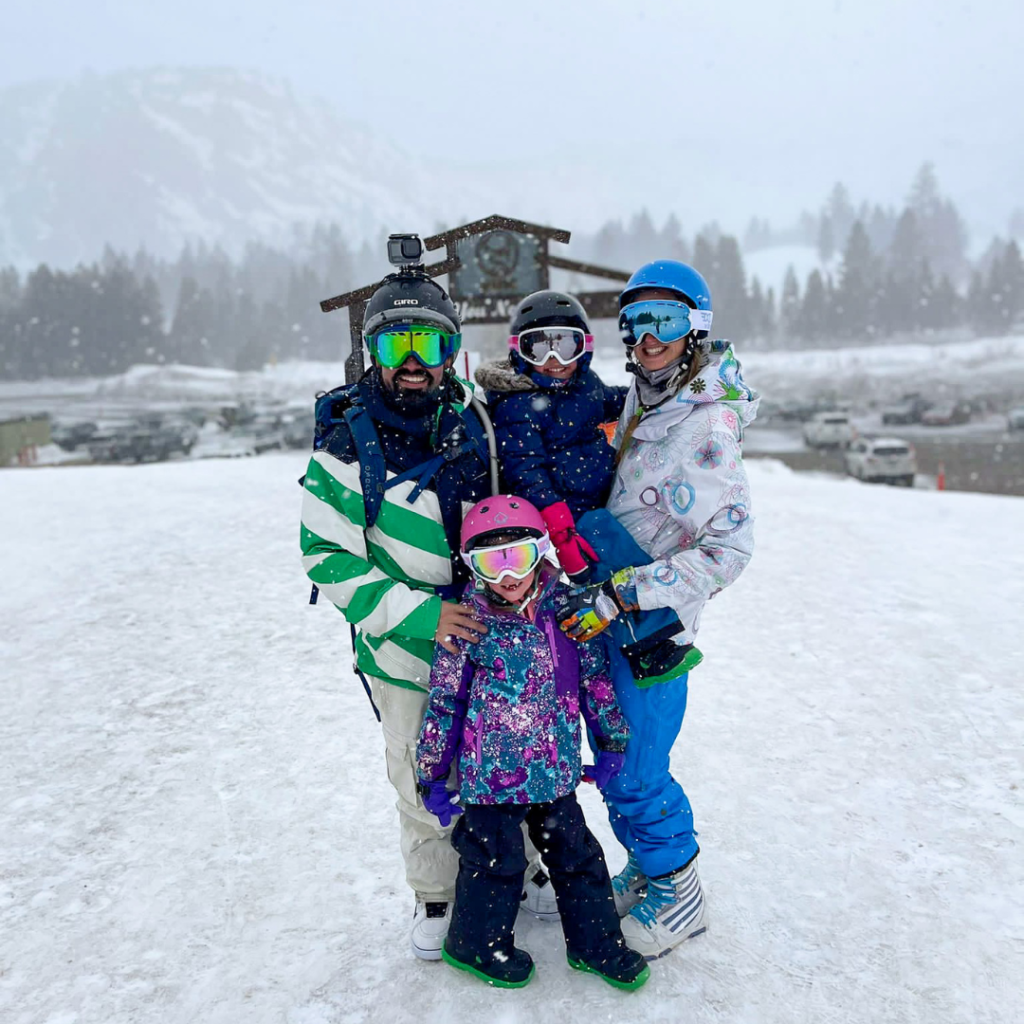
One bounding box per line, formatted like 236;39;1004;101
2;164;1023;380
0;224;365;380
572;163;1024;347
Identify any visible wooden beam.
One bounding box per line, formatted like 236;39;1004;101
424;214;571;251
546;256;631;282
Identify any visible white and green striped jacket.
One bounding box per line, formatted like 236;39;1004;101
300;383;485;691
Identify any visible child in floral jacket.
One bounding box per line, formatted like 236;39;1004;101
415;495;648;991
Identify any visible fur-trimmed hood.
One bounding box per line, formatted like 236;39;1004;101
474;359;539;393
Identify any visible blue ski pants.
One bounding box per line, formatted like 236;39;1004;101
576;508;698;878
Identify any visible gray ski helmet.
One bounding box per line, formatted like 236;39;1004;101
363;270;461;341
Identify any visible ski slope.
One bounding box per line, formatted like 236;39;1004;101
1;454;1022;1024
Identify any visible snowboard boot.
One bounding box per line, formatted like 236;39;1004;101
410;900;452;961
520;864;560;922
619;854;707;960
442;942;535;988
611;852;647;917
567;947;650;991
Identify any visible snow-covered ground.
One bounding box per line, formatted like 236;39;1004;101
2;454;1022;1023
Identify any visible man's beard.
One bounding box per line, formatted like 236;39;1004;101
383;370;445;416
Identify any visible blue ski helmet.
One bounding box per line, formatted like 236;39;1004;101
620;260;713;340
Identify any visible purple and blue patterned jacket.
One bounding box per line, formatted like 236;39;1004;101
416;564;630;805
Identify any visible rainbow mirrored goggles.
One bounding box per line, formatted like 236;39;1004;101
461;534;551;582
367;324;462;369
509;326;593;367
618;300;713;347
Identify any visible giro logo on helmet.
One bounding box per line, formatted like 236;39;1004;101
394;299;420;306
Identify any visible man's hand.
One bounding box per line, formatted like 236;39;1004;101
435;601;487;653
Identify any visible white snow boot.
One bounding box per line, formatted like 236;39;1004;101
619;855;707;960
520;864;560;922
411;900;452;960
611;852;647;917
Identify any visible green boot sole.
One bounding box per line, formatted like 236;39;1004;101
441;947;535;988
567;955;651;991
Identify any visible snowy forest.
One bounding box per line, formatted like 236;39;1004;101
1;163;1022;381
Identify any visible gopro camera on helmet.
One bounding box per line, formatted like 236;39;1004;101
387;233;424;269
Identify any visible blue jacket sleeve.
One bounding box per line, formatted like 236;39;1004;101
490;393;561;511
602;384;629;424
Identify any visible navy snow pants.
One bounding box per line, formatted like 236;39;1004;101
445;792;628;966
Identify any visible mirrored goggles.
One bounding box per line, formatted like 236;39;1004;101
510;327;593;367
462;535;550;582
618;300;713;347
368;325;461;369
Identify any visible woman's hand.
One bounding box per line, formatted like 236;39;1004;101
435;601;487;653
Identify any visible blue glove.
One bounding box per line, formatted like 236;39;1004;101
582;751;625;792
418;780;463;828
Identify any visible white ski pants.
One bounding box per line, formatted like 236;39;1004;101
368;676;539;902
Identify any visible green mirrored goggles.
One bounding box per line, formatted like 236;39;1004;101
368;325;461;369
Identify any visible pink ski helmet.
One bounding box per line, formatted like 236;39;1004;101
460;495;547;554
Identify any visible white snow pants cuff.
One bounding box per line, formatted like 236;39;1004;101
367;675;540;903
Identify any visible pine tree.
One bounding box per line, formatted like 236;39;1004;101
907;163;968;284
780;266;801;339
817;216;835;264
710;235;750;339
797;270;829;342
835;221;875;337
825;183;856;252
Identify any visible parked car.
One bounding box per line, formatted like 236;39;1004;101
920;400;971;427
845;437;916;486
881;393;931;425
88;417;197;464
803;411;856;448
232;411;287;455
281;410;314;449
52;420;99;451
1006;407;1024;431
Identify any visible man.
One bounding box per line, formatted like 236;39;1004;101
300;253;556;960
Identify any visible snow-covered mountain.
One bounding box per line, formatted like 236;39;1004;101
0;68;479;267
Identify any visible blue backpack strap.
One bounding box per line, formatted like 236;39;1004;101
381;398;488;506
310;384;391;531
342;402;389;529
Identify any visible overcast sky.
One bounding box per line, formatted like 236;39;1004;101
5;0;1021;237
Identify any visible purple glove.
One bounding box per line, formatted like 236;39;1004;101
419;780;463;828
582;751;625;792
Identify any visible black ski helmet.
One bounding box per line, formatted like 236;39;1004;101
508;290;592;376
363;269;462;343
509;290;590;337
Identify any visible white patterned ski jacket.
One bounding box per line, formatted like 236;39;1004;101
608;341;760;644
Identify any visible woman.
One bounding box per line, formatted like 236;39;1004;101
557;259;759;960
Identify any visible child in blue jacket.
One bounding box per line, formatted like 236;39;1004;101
476;290;699;686
416;495;648;991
